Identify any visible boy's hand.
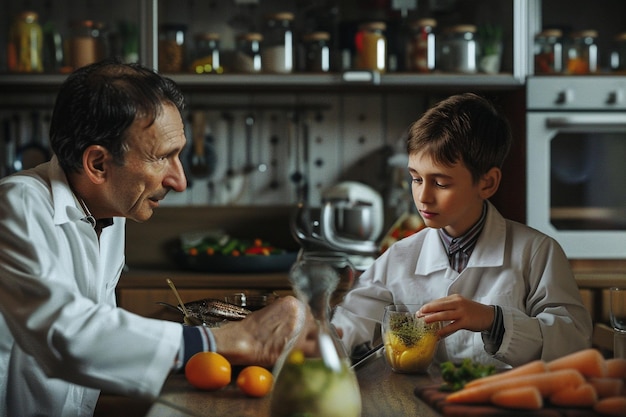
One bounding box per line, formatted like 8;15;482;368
417;294;495;338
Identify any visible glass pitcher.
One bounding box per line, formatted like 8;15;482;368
269;255;361;417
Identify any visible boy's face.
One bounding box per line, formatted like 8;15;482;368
408;151;488;238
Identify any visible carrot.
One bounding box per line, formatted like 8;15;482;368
606;358;626;379
490;386;544;410
588;378;625;399
593;396;626;417
445;369;585;404
549;383;598;407
464;360;548;388
546;348;607;378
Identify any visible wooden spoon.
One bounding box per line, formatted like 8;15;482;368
166;278;202;326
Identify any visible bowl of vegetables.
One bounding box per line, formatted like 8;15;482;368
172;231;298;273
381;304;441;373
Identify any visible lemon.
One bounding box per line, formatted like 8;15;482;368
397;333;438;372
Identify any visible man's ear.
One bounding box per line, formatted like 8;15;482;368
82;145;109;185
479;167;502;199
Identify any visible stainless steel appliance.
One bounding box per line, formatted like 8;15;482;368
526;76;626;259
290;181;384;269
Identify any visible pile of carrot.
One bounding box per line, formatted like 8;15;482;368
445;349;626;416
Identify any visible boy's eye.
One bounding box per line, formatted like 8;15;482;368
410;177;422;184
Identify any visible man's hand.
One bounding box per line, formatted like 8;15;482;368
211;295;316;366
417;294;495;338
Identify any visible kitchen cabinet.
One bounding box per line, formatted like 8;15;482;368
0;0;535;94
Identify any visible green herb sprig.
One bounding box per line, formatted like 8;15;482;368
439;359;496;392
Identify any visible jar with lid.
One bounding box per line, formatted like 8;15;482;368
158;24;187;73
438;24;477;74
406;18;436;73
262;12;295;73
7;11;43;73
610;32;626;74
302;31;331;72
67;20;103;70
534;29;563;74
566;30;598;74
234;33;263;73
355;21;387;72
190;32;222;74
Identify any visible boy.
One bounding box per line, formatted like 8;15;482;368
331;93;592;368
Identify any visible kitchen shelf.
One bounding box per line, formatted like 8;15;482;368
0;72;523;96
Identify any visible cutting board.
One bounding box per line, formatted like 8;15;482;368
415;385;604;417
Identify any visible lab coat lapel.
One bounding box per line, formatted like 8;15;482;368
466;201;506;269
415;229;449;275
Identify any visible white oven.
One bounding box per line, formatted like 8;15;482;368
526;76;626;259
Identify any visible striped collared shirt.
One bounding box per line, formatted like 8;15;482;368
438;201;487;273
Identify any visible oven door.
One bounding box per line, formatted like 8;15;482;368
527;112;626;258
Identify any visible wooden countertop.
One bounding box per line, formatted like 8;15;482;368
146;349;442;417
118;267;626;290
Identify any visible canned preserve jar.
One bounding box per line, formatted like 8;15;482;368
234;32;263;73
534;29;563;74
610;32;626;73
7;11;43;73
190;32;222;74
68;20;103;70
438;24;477;74
566;30;598;74
302;31;331;72
406;18;436;73
262;12;294;73
355;21;387;72
158;24;187;73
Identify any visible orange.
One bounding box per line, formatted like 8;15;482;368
236;365;274;397
185;352;231;391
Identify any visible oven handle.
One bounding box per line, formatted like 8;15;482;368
546;115;626;129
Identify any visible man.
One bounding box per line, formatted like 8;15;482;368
0;59;306;417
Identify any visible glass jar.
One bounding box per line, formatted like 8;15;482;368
566;30;598;74
610;32;626;74
355;21;387;72
534;29;563;74
234;32;263;73
67;20;102;70
262;12;295;73
438;24;477;74
406;18;436;73
269;255;361;417
190;32;222;74
158;23;187;73
7;11;43;73
302;31;331;73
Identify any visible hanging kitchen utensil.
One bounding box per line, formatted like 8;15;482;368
0;117;9;177
181;112;194;189
14;111;50;172
223;112;235;183
220;112;246;204
243;112;255;174
188;110;217;179
269;133;280;189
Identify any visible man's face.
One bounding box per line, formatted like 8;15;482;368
104;104;187;222
408;151;485;238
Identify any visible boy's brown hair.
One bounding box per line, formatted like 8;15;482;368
407;93;512;183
